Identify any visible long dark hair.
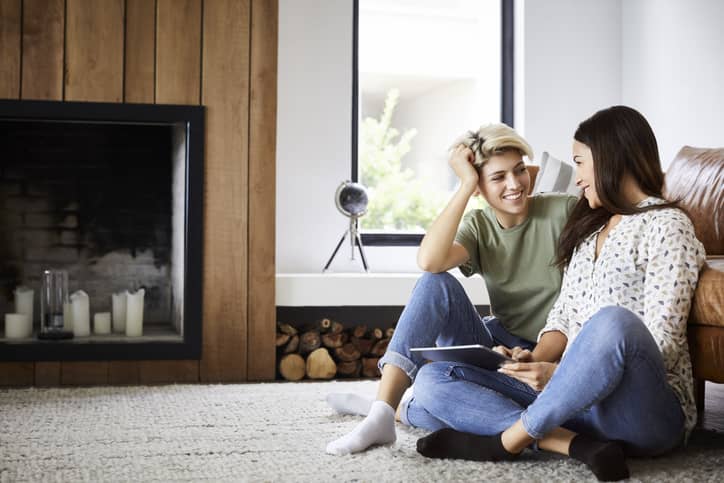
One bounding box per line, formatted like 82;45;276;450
555;105;676;268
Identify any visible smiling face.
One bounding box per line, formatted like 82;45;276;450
477;150;530;228
572;140;601;209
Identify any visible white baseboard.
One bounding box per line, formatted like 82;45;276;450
276;272;490;306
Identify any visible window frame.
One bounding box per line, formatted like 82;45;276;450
352;0;515;247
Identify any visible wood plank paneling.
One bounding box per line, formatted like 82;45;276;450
0;362;34;386
247;0;277;381
65;0;124;102
124;0;155;103
61;0;124;385
61;362;108;385
156;0;201;104
138;360;198;384
0;0;32;386
1;0;278;385
109;0;158;383
147;0;202;383
200;0;251;382
108;361;140;385
21;0;66;386
0;0;21;99
35;362;61;386
21;0;64;100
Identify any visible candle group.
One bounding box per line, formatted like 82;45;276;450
5;283;146;339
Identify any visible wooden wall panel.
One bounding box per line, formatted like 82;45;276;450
156;0;201;104
65;0;124;102
21;0;64;100
109;0;157;384
124;0;155;103
247;0;277;381
0;0;32;386
21;0;66;386
148;0;203;381
62;0;125;385
108;361;140;385
0;0;21;99
199;0;250;382
61;362;108;385
1;0;278;385
0;363;33;386
35;362;61;386
138;360;198;384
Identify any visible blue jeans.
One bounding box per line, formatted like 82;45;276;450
378;272;535;382
406;306;686;456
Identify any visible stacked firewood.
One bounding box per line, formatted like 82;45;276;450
276;318;394;381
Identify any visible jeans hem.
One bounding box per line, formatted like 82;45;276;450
520;410;545;440
377;350;419;382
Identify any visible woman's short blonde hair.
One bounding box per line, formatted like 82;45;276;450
450;123;534;169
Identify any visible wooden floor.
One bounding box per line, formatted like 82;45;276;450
702;382;724;432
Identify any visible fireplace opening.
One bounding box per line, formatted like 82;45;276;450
0;100;204;361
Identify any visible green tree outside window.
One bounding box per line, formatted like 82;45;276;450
359;89;485;232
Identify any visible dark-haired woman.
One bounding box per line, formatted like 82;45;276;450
408;105;705;481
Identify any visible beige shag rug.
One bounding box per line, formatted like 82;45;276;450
1;380;723;482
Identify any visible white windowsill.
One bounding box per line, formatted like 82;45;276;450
276;272;489;307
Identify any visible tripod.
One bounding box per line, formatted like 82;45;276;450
323;216;369;272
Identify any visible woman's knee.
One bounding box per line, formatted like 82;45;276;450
582;306;648;342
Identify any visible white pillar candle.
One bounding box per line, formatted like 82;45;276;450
14;286;34;325
125;289;145;337
5;313;31;339
70;290;90;337
94;312;111;335
112;291;128;334
63;302;73;331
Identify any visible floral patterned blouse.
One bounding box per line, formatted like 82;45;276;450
540;197;706;436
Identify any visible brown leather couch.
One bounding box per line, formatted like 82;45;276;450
664;146;724;414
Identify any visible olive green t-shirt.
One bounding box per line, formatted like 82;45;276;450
455;194;578;342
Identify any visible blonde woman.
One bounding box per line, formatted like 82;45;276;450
326;124;577;455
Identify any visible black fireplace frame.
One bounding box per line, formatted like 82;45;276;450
0;99;204;361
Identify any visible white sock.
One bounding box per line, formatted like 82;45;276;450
326;392;374;416
325;400;396;455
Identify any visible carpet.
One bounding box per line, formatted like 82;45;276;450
1;380;723;482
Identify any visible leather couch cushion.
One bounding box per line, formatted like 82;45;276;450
690;258;724;328
664;146;724;256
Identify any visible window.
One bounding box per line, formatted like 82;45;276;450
353;0;514;246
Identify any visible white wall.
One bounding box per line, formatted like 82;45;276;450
622;0;724;169
277;0;423;274
520;0;622;163
277;0;723;276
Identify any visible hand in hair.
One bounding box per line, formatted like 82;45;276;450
449;144;480;194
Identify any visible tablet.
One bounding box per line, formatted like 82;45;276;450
410;344;514;370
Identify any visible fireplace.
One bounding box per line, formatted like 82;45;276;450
0;99;204;361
